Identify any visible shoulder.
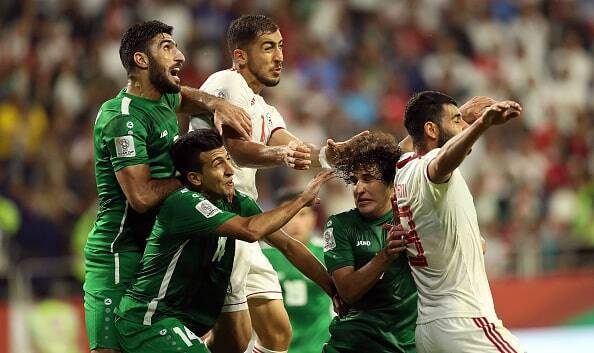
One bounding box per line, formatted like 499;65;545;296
326;209;359;229
201;69;247;95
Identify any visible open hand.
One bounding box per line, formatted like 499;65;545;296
459;96;497;124
213;99;252;140
325;131;370;166
300;170;336;206
481;100;522;127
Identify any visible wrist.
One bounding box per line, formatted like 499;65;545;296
208;97;224;113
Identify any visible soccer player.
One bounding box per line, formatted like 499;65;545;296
191;15;361;353
85;20;251;353
114;129;335;353
262;189;333;353
393;91;524;353
322;132;416;353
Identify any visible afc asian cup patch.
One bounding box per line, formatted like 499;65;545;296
114;136;136;157
323;228;336;252
195;200;222;218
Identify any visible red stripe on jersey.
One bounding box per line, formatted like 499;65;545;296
485;318;518;353
253;347;264;353
260;115;266;142
474;318;510;353
396;154;420;169
270;126;285;138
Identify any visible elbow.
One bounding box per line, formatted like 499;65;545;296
334;285;357;305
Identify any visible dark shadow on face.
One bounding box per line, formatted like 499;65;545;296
147;51;181;94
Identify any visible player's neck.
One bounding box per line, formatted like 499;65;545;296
235;65;264;94
360;202;392;221
126;77;162;101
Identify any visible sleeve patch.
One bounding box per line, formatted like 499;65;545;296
114;136;136;157
195;200;222;218
214;88;228;100
323;228;336;252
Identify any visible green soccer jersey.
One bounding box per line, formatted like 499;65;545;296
116;188;261;336
323;209;418;353
262;237;332;353
87;89;180;253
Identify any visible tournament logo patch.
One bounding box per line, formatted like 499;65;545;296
114;136;136;157
323;228;336;252
215;88;228;100
195;200;222;218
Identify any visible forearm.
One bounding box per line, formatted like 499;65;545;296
431;117;489;181
335;252;393;304
134;178;182;212
224;137;286;168
243;198;309;240
266;230;333;295
178;86;221;115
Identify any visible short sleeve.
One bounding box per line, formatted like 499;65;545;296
200;71;251;109
103;115;149;171
421;148;450;201
323;216;355;273
161;191;236;236
264;106;287;144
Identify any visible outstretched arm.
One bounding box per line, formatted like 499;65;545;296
178;86;252;140
264;229;334;296
215;171;335;242
428;100;522;183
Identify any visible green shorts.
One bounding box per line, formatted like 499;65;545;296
115;316;210;353
324;304;417;353
83;248;142;350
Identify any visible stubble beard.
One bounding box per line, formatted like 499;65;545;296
148;56;181;94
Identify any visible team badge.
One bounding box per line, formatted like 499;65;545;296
195;200;222;218
215;89;228;99
126;121;134;128
323;228;336;252
114;136;136;157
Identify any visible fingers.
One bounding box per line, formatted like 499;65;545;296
315;169;336;182
285;156;312;170
288;150;311;161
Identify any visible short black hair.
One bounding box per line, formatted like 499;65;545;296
404;91;457;149
334;131;401;185
226;15;279;52
170;129;223;184
119;20;173;75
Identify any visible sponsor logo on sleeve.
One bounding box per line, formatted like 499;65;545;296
114;136;136;157
323;228;336;252
195;200;222;218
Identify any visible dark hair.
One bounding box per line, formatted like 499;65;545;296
404;91;457;149
170;129;223;184
226;15;279;52
334;132;402;185
119;20;173;74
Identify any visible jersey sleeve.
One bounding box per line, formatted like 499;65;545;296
420;148;451;202
200;71;251;109
264;106;287;145
323;216;355;273
162;191;237;236
102;115;149;171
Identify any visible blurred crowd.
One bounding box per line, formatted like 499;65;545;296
0;0;593;293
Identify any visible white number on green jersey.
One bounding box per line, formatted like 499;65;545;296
211;237;227;262
173;325;201;347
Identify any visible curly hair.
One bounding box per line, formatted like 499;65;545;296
119;20;173;75
334;131;402;185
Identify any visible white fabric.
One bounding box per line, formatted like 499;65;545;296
416;317;525;353
395;149;497;324
193;69;287;200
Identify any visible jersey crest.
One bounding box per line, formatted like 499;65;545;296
323;228;336;252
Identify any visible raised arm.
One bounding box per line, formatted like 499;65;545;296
331;226;407;305
223;126;312;170
264;229;334;296
116;165;182;213
178;86;252;140
215;170;335;242
428;100;522;183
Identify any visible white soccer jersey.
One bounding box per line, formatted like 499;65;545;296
192;69;287;200
395;148;497;324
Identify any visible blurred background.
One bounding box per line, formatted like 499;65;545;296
0;0;592;352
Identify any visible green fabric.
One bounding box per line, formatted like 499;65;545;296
322;209;418;353
87;89;180;253
0;196;20;236
116;189;260;336
263;238;333;353
115;316;211;353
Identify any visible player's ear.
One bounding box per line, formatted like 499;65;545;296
424;121;439;141
232;48;247;67
187;171;202;187
133;51;149;70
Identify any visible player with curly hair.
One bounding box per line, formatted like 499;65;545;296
323;131;416;353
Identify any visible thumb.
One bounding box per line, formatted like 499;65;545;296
327;138;337;147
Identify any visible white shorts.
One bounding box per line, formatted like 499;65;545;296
416;317;525;353
221;240;282;312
